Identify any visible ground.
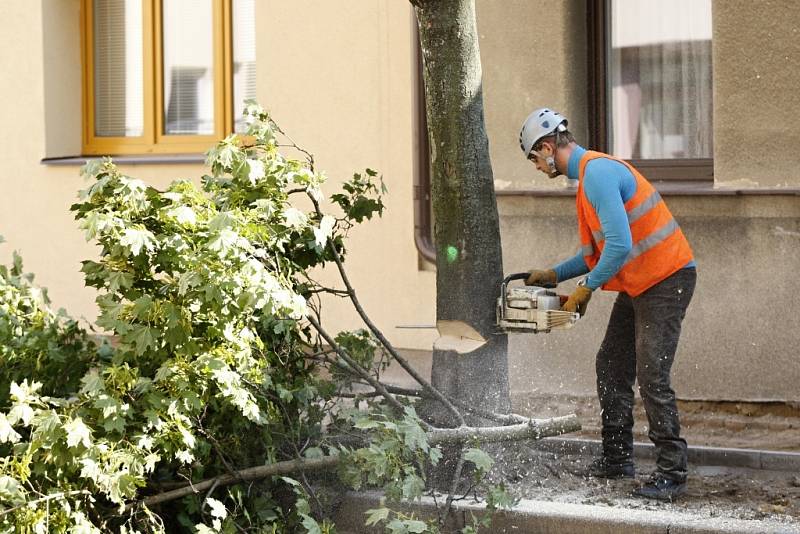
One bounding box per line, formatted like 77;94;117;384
477;395;800;529
380;355;800;529
489;442;800;528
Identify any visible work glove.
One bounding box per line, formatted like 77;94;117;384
562;285;592;316
525;269;557;287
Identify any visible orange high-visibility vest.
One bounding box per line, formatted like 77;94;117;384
577;151;694;297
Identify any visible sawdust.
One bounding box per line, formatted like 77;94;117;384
487;444;800;529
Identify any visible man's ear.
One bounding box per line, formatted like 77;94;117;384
539;141;554;156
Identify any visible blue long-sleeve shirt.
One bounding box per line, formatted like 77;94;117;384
553;145;694;290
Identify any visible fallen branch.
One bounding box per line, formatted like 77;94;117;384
136;456;340;510
342;383;529;426
134;414;580;510
428;415;580;445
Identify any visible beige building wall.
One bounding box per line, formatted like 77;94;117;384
713;0;800;189
0;0;98;322
255;1;437;350
0;1;797;403
478;0;589;191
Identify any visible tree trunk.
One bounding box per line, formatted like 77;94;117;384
414;0;510;425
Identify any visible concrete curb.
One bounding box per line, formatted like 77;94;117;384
335;442;800;533
335;491;800;534
532;437;800;472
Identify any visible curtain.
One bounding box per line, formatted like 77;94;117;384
93;0;144;137
232;0;257;133
610;0;713;159
162;0;214;136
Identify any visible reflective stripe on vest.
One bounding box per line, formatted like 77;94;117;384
589;190;664;246
627;190;663;225
624;218;679;265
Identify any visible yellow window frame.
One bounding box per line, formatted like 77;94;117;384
81;0;235;155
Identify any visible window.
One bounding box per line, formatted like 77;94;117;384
588;0;713;181
82;0;256;155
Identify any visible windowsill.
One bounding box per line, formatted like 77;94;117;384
495;181;800;197
41;154;207;166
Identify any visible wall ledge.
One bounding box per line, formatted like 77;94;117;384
496;180;800;197
41;154;206;166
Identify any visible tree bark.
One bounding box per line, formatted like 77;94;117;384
414;0;509;425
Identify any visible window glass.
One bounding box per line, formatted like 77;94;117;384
232;0;257;133
93;0;144;137
162;0;215;135
609;0;713;159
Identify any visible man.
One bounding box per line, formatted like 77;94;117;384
519;108;697;501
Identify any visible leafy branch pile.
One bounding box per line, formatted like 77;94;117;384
0;104;577;533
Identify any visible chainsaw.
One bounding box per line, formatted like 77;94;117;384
496;273;581;333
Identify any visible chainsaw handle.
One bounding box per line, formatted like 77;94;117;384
502;272;557;289
503;272;530;285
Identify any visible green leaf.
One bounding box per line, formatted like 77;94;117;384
207;229;240;256
11;251;24;277
280;476;301;487
301;514;322;534
364;506;390;526
127;325;157;355
108;270;134;292
402;474;425;500
131;295;154;320
0;414;21;444
0;105;408;533
64;416;92;448
209;211;237;231
464;448;493;473
120;227;156;256
399;418;429;452
486;483;517;510
354;417;380;430
387;519;428;534
0;476;24;505
178;271;201;295
303;447;324;459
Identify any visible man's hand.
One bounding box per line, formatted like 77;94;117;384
526;269;557;287
562;285;592;315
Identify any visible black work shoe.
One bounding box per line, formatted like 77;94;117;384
633;473;687;501
586;457;635;479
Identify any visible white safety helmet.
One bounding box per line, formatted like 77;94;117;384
519;108;568;157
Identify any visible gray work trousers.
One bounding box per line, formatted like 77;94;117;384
596;267;696;482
